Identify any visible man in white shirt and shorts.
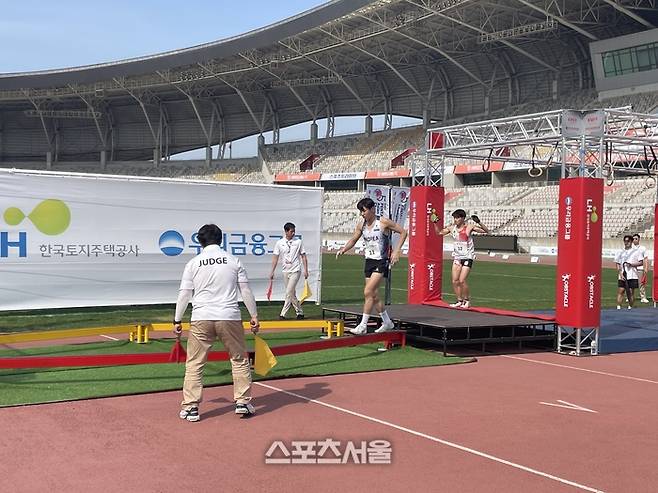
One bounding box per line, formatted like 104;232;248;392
615;234;645;309
173;224;259;422
269;222;309;320
632;233;650;303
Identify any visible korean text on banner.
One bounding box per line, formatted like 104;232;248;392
555;177;603;328
408;186;444;304
0;170;322;310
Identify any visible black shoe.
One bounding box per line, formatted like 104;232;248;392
296;314;304;320
279;315;286;320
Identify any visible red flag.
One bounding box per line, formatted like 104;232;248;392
168;335;187;363
266;279;273;301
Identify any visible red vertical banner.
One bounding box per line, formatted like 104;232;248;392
408;186;444;304
653;203;658;302
555;177;604;327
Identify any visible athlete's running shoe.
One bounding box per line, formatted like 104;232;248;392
449;300;463;308
374;321;395;333
349;323;368;335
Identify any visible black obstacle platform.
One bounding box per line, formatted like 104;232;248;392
322;304;556;355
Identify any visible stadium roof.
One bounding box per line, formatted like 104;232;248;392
0;0;656;162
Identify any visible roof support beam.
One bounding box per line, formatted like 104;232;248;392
67;86;108;151
600;0;654;28
238;53;316;122
360;10;489;88
319;27;426;102
404;0;559;73
278;40;372;115
515;0;599;40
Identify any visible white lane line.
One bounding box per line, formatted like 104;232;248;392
99;334;119;341
255;381;605;493
539;400;598;413
502;355;658;384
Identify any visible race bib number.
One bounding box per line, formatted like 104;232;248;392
454;242;467;255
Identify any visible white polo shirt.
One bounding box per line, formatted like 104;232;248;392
179;244;248;321
633;244;648;271
273;237;306;273
615;247;643;280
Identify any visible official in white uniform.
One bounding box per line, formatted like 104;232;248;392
615;235;644;309
269;222;309;320
173;224;259;422
632;233;650;303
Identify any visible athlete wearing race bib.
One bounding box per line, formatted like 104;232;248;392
336;197;407;335
434;209;489;309
361;217;391;278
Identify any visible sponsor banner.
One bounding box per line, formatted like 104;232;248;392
275;172;321;182
366;184;391;219
555;177;604;328
365;169;410;179
408;186;444;304
320;172;366;181
390;186;411;249
0;170;322;310
561;110;605;138
530;246;558;256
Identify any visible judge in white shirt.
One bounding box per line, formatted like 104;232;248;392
173;224;259;422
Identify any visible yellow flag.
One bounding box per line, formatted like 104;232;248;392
254;335;277;376
300;280;312;303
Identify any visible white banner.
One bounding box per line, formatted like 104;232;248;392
366;184;390;218
320;172;365;181
390;186;410;248
0;170;322;310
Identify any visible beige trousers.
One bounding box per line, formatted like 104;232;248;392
281;270;303;317
181;320;252;409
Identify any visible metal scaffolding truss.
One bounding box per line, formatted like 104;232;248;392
410;107;658;356
413;108;658;186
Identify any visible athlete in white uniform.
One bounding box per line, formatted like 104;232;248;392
632;233;650;303
336;197;408;335
434;209;490;309
269;222;309;319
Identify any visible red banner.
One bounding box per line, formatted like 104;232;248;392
429;132;444;149
408;186;444;304
365;169;410;179
274;172;321;182
555;177;604;328
654;204;658;302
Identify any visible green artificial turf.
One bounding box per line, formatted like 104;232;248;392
0;331;466;407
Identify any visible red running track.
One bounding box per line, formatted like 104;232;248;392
1;350;657;492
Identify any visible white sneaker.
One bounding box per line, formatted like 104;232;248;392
641;298;650;303
349;323;368;335
449;300;463;308
235;403;255;416
375;320;395;333
460;300;471;309
617;305;621;310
